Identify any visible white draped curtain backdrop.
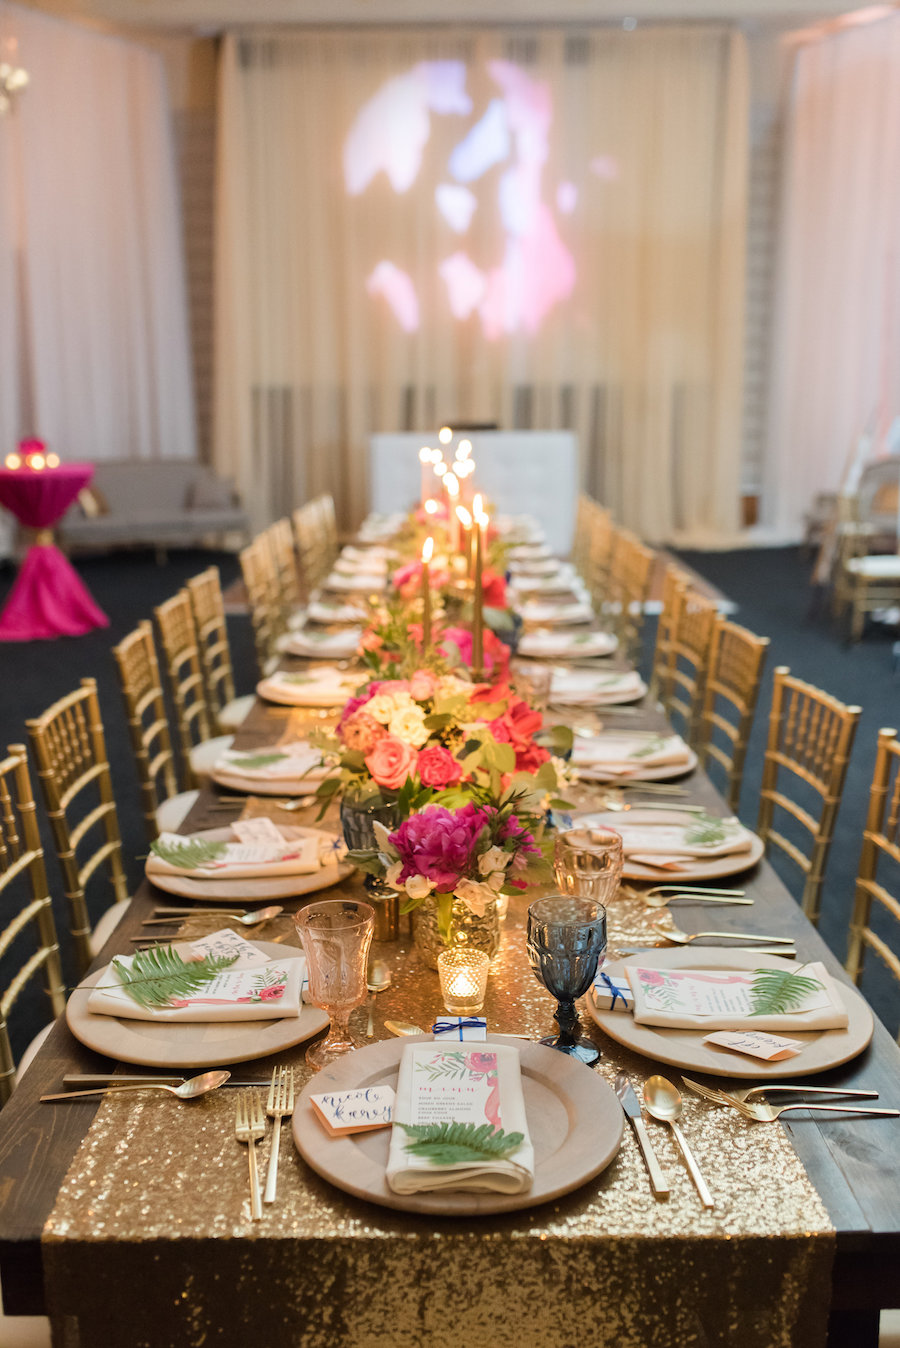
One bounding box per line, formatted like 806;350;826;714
765;13;900;538
0;1;195;466
215;26;748;542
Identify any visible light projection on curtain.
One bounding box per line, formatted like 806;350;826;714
344;59;607;340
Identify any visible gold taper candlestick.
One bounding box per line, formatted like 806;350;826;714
472;514;483;678
421;536;433;651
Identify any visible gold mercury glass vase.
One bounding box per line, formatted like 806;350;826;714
412;892;501;969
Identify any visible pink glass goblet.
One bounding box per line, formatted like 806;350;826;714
294;899;375;1071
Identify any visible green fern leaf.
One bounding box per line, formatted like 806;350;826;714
683;811;735;847
397;1121;525;1166
110;946;239;1009
749;968;823;1016
227;751;288;770
629;735;668;760
150;838;228;870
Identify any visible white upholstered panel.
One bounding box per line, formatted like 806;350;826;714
369;432;578;555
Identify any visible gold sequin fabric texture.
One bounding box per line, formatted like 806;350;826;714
43;884;834;1348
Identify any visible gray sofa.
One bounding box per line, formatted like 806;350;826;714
58;459;250;555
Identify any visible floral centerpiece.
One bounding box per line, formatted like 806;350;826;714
350;797;544;964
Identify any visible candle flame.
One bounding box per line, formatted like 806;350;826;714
430;448;443;463
422;536;434;563
438;426;453;444
424;498;439;514
456;439;472;459
444;473;459;497
418;446;432;463
455;505;472;526
434;462;447;477
473;493;483;516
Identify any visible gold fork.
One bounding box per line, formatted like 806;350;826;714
263;1067;295;1204
235;1092;266;1219
715;1095;898;1124
681;1075;880;1108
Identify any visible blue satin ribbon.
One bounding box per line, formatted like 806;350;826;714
597;970;627;1011
431;1018;486;1040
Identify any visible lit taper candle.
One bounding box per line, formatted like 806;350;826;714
421;535;434;651
472;494;485;678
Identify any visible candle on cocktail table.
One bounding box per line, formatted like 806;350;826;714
421;536;434;650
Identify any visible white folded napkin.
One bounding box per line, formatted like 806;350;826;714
257;668;359;707
386;1043;534;1195
334;556;388;577
358;512;405;542
508;557;560;577
549;668;645;705
520;600;595;626
86;929;306;1022
573;732;692;777
307;599;368;625
214;741;330;784
341;545;392;564
146;828;323;880
625;960;849;1032
324;571;387;592
518;629;617;659
285;628;362;659
612;817;752;869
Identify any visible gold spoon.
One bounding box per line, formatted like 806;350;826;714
651;919;794;947
41;1070;231;1103
365;960;392;1038
643;1076;715;1208
384;1020;425;1037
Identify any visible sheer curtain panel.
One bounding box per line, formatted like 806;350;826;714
0;2;195;464
765;14;900;538
215;26;747;542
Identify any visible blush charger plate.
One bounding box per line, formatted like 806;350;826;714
66;941;330;1068
586;948;874;1079
293;1034;623;1216
210;763;334;796
145;825;354;902
573;808;764;882
549;676;649;707
518;631;618;659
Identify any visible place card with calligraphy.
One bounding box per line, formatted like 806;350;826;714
703;1030;805;1061
310;1086;396;1137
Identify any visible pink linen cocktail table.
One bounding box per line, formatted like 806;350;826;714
0;462;109;641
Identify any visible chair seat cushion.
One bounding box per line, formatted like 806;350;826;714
847;555;900;578
189;734;235;779
218;694;256;731
155;790;200;833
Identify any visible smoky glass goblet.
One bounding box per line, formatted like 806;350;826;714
526;895;607;1066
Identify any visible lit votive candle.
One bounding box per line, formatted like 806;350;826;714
437;947;490;1016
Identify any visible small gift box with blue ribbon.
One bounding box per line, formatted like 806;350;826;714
431;1016;487;1041
592;970;634;1013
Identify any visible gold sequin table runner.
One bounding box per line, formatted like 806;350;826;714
42;887;835;1348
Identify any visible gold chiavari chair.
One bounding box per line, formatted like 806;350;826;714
313;493;340;567
26;679;130;974
661;586;719;746
0;744;66;1105
648;566;688;703
154;592;234;788
581;502;614;609
696;617;770;813
756;666;861;924
292;498;334;595
571;493;598;576
603;528;656;666
186;567;255;732
112;621;200;843
240;535;283;678
266;518;305;629
846;727;900;1037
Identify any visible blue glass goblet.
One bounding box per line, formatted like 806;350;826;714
526;895;607;1066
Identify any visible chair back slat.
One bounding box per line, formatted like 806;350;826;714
847;727;900;1040
186;567;237;727
697;618;769;811
154;592;214;787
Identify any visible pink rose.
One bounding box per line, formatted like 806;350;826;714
365;735;417;790
409;668;438;701
259;984;285;1001
417;744;462;789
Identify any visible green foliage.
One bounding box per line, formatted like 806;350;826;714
227;751;288;771
150;838;228;870
110;946;239;1009
749;968;823;1017
398;1121;525;1166
683;812;734;847
629;735;668;760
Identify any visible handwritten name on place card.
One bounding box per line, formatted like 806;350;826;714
703;1030;804;1061
311;1086;396;1136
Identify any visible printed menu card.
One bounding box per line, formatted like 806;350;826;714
386;1044;534;1194
625;961;849;1032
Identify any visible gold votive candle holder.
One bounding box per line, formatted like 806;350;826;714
437;947;490;1015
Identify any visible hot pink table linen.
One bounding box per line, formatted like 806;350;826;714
0;463;109;641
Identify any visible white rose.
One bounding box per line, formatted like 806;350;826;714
389;705;429;747
366;693;396;724
478;845;510;876
385;860;404;889
454;877;496;917
405;874;435;901
487;870;506;892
